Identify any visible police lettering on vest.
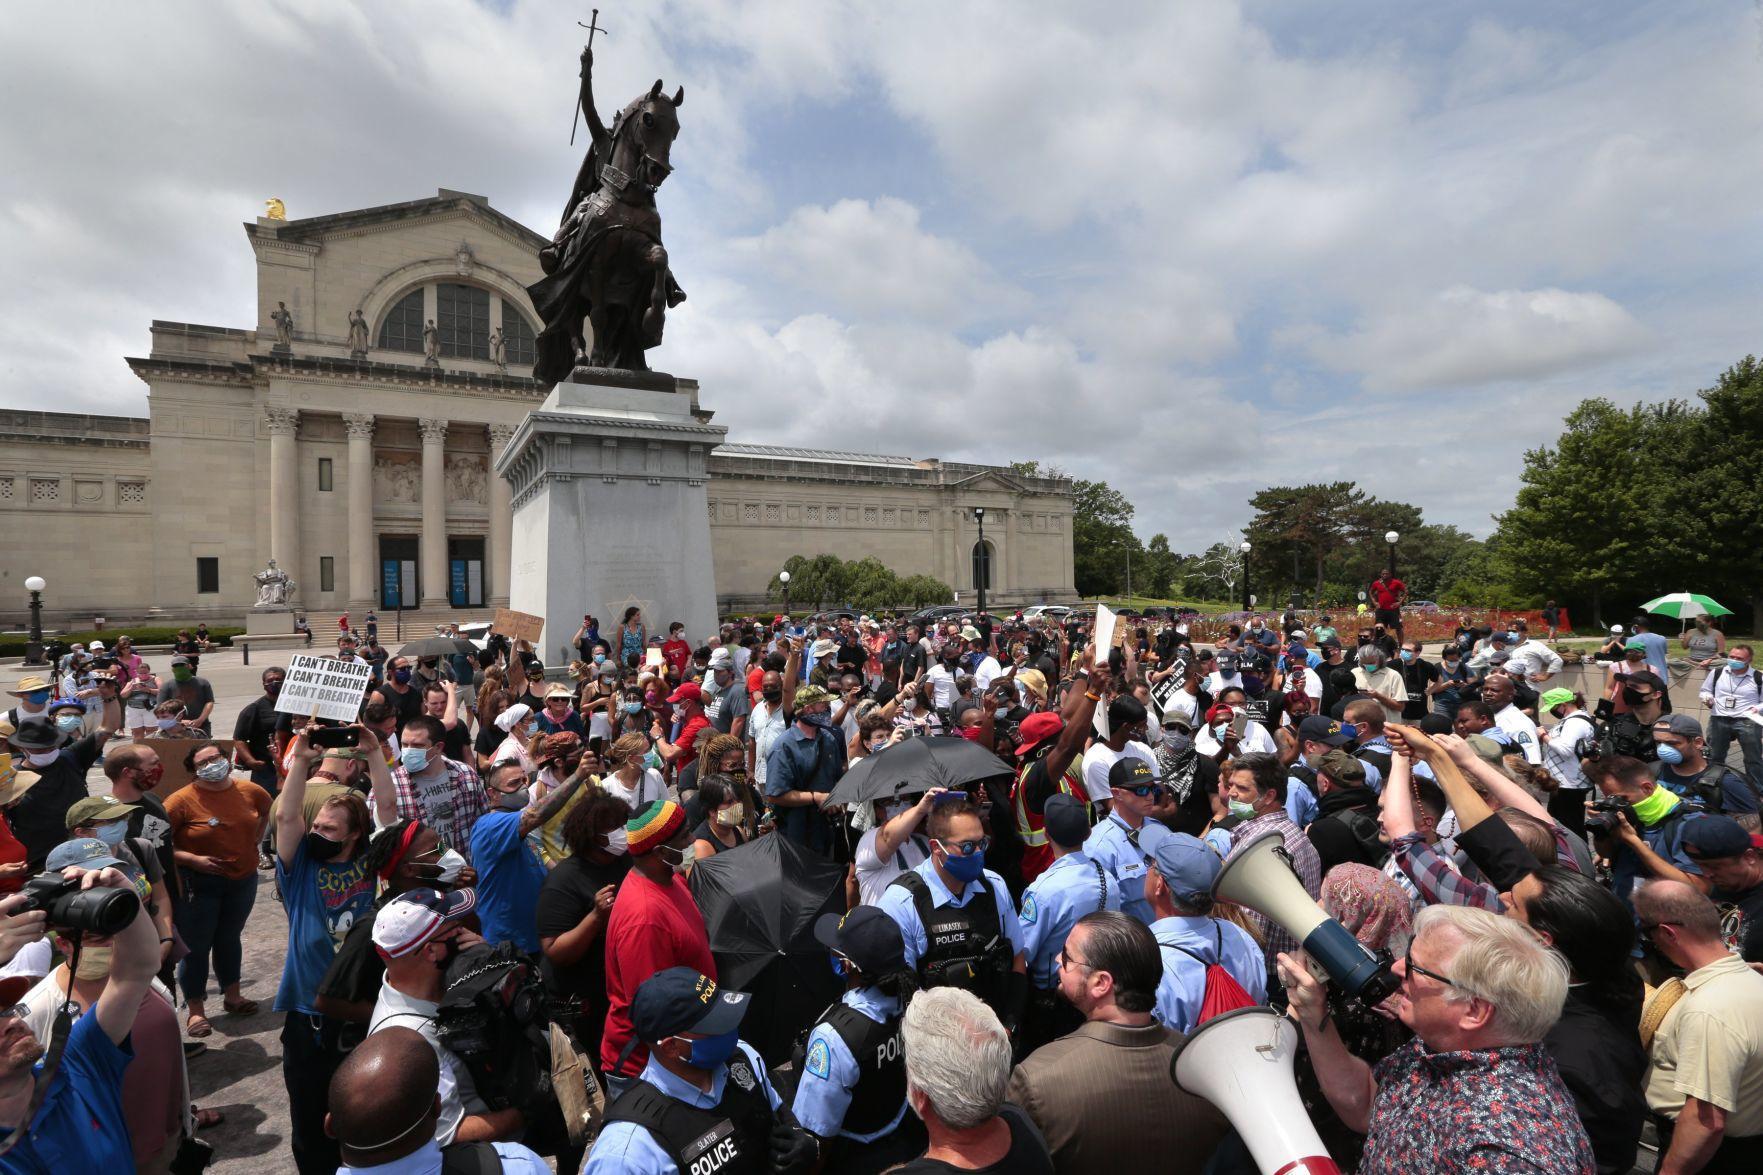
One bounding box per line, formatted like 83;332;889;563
889;871;1010;1003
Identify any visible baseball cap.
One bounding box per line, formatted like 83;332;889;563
169;655;190;667
1683;816;1759;861
706;648;733;670
1609;624;1625;634
1146;833;1221;906
1015;711;1063;758
64;796;138;830
1465;734;1507;765
372;888;478;958
1203;703;1234;726
1486;651;1511;666
1290;629;1308;640
794;684;835;709
813;906;907;977
45;837;129;875
1298;715;1356;747
1108;756;1156;791
630;967;751;1044
665;681;703;704
1317;750;1366;786
1653;713;1703;739
1043;793;1091;848
1624;638;1647;651
1538;688;1576;713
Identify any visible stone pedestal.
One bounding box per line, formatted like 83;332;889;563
495;369;726;654
245;606;298;636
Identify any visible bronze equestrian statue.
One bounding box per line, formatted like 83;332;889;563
528;46;685;385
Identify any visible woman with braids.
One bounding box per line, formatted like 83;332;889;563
790;905;928;1173
535;791;632;1062
313;818;474;1029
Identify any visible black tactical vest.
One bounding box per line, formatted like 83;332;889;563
889;869;1008;1002
818;1003;906;1136
602;1052;774;1175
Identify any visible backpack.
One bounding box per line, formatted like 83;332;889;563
1708;666;1763;698
1157;924;1257;1026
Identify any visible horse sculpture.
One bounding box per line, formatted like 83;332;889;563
528;47;686;385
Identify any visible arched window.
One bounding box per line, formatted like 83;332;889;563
972;540;994;592
437;283;490;359
377;290;424;352
501;300;536;366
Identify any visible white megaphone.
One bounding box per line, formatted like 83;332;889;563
1214;830;1400;1004
1170;1007;1340;1175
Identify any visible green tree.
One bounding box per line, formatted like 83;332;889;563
1245;482;1365;598
1690;357;1763;632
899;574;957;609
1142;534;1178;598
1071;477;1144;597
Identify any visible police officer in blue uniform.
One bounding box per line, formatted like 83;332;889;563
1083;757;1177;924
876;794;1028;1035
1016;793;1121;1053
790;906;928;1173
584;968;818;1175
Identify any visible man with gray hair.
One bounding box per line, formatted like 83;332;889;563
1351;646;1408;731
893;988;1053;1173
1282;903;1594;1174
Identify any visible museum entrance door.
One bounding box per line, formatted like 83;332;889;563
379;535;419;610
448;537;485;608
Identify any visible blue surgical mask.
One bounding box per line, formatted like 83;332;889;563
939;848;986;885
621;701;642;715
399;745;431;773
22;690;49;705
1655;744;1685;766
1730;659;1750;673
93;818;130;847
679;1029;741;1069
593;653;606;664
1399;650;1415;663
55;714;83;733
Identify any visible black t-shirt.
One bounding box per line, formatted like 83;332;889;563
124;791;178;892
891;1104;1053;1175
441;721;472;764
534;854;630;998
11;735;105;867
1400;659;1436;720
1715;880;1763;964
473;723;501;761
232;695;282;764
374;683;424;726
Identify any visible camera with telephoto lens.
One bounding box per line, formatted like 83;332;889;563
18;872;140;937
1584;796;1639;836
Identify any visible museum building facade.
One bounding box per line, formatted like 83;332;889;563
0;191;1075;626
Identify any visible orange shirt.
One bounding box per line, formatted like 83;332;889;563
164;779;273;879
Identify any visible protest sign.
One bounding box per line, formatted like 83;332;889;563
274;654;374;723
493;607;545;645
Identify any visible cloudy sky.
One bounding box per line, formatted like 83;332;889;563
3;1;1759;552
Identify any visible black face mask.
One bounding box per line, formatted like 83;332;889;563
303;831;347;862
1621;687;1650;706
762;688;783;704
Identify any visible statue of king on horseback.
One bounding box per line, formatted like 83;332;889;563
528;45;685;386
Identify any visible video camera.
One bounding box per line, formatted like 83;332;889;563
1584;796;1639;836
19;873;140;937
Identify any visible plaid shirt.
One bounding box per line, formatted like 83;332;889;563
1229;808;1321;962
391;756;489;863
1362;1040;1594;1174
1391;832;1502;912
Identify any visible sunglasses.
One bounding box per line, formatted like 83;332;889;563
1123;783;1165;799
934;836;990;858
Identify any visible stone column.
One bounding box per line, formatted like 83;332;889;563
265;406;301;583
419;418;449;607
343;413;376;612
487;423;516;607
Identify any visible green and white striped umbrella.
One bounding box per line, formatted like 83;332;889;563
1638;592;1732;619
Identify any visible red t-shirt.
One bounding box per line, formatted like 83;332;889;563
1371;578;1405;610
661;639;691;677
674;714;711;769
600;869;717;1075
746;664;765;703
0;811;26;894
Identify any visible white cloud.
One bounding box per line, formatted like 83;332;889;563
1296;285;1649;391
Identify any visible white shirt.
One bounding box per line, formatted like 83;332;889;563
1506;639;1564;680
749;698;788;790
602;767;667;810
368;982;475;1145
1202;671;1243;697
1193;720;1277;759
1156;687;1200;731
926;664;959;710
1700;663;1763;716
972;656;1003;692
1542;712;1597;789
1287;666;1322;700
1354;666;1408;726
1493;703;1543;765
855;826;932;906
1079;741;1159;804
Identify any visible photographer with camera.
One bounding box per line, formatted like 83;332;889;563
1587;756;1711;903
0;859;155;1170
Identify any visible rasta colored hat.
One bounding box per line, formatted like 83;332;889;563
626;799;687;855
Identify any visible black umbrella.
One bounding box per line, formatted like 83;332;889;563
826;735;1014;808
398;636;477;659
688;834;847;1065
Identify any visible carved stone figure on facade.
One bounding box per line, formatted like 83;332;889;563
489;327;506;372
270;302;294;351
422;319;440;367
446;454;487;504
528;45;686;383
347;308;371;359
253;558;295;606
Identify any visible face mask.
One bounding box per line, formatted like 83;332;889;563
621;701;643;715
1630;786;1679;827
400;746;431;773
992;707;1009;720
173;667;193;682
155;716;179;730
73;946;114;982
266;680;284;695
760;687;783;706
1162;730;1193;755
195;759;232;784
92;818;129;847
25;749;60;768
715;803;745;827
303;830;346;862
939;848;986;885
593;652;606;665
881;801;912;822
644;692;660;705
1621;687;1649;706
21;690;49;706
1228;800;1257;820
801;710;835;730
54;714;83;733
1241;676;1264;696
393;668;412;685
901;697;917;713
427;847;467;885
659;843;691;875
1730;659;1749;673
603;827;630;856
496;786;530;811
676;1029;741;1069
1655;744;1685;766
1399;650;1415;663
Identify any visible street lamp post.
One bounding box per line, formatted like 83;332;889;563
1384;530;1400;579
1239;541;1252;613
23;576;46;666
973;508;988;615
778;569;792;620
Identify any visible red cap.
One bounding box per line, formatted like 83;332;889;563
1205;703;1234;725
666;681;703;704
1015;711;1064;758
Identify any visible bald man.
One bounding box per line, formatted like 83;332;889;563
327;1026;548;1174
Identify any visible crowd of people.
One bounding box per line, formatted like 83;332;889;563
0;598;1760;1173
